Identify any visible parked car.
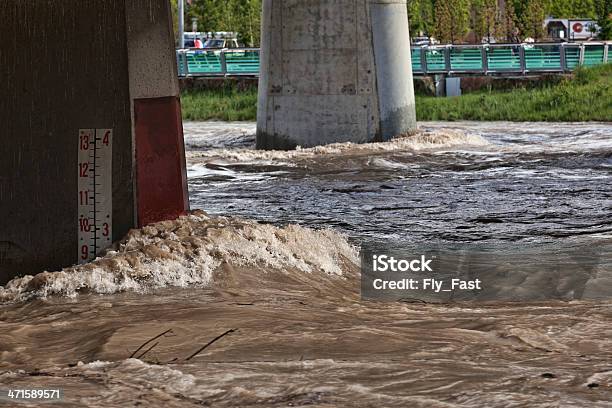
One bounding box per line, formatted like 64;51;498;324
412;36;438;46
201;37;247;56
183;31;207;48
204;38;241;49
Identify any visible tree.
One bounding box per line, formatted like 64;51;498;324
471;0;485;41
185;0;262;46
434;0;470;43
500;0;520;42
511;0;528;24
545;0;597;19
190;0;233;33
234;0;262;47
547;0;572;18
571;0;597;18
407;0;422;36
170;0;179;41
472;0;499;43
407;0;435;37
421;0;436;37
595;0;612;40
522;0;546;40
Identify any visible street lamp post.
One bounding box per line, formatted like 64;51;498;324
178;0;185;48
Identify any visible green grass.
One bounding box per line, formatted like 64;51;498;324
416;64;612;122
181;64;612;122
181;87;258;121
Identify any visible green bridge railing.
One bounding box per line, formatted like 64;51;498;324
177;42;610;77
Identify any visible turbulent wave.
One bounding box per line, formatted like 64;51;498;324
183;121;256;150
187;129;490;162
0;211;358;303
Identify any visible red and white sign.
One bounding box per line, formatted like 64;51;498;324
570;20;599;39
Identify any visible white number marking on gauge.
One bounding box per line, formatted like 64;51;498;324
78;129;112;263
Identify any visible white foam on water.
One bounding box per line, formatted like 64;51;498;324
183;121;612;157
367;157;416;170
188;129;490;162
0;211;358;303
73;359;197;394
183;121;256;150
78;360;114;369
187;163;289;184
421;121;612;153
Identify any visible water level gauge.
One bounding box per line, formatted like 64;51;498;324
77;129;113;263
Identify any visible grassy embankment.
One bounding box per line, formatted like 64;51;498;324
182;87;258;121
181;64;611;122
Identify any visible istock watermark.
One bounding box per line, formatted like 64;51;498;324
361;241;612;302
372;254;433;272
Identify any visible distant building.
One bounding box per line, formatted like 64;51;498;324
544;18;600;41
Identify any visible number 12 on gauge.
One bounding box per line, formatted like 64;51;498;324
78;129;113;263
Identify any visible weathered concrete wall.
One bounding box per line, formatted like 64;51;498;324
126;0;180;100
257;0;417;150
0;0;133;283
0;0;188;284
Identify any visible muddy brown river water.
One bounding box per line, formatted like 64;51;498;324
1;122;611;407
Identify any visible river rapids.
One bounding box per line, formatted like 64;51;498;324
1;121;610;407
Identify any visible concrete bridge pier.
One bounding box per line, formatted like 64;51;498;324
0;0;189;284
257;0;418;150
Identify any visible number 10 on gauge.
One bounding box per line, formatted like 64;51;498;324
78;129;113;263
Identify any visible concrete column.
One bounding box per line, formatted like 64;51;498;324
370;1;417;139
0;0;188;284
256;0;417;150
125;0;190;228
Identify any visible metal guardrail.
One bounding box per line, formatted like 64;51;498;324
177;43;610;77
177;48;261;77
411;42;610;75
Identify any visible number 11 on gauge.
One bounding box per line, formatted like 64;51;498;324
78;129;113;263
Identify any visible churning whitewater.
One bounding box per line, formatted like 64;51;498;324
1;122;611;407
0;211;358;303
